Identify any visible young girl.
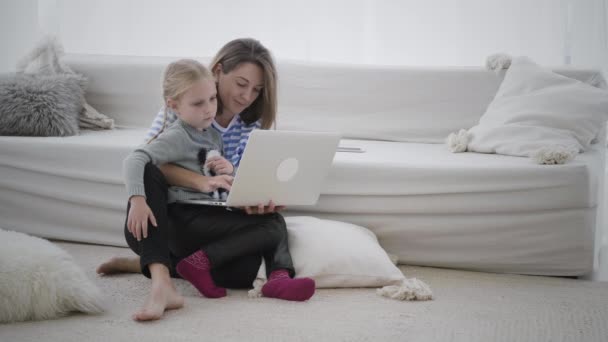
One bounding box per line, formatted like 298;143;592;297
147;38;276;170
122;58;314;322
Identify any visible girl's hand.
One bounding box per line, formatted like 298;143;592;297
206;156;234;175
242;200;286;215
127;196;157;241
196;175;233;193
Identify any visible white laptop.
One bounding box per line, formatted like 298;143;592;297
177;130;341;207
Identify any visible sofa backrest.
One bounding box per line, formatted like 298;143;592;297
65;54;606;143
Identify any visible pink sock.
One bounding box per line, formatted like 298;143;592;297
261;269;315;301
176;250;226;298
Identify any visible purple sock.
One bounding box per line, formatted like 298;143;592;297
261;269;315;302
176;250;226;298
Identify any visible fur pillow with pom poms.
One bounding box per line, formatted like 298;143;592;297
446;55;608;165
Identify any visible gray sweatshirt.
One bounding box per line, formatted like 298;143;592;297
123;119;225;203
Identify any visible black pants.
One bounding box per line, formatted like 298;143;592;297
124;163;295;289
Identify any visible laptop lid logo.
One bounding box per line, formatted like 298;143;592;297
276;158;299;182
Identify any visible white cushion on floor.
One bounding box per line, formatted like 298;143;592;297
256;216;405;288
0;229;104;323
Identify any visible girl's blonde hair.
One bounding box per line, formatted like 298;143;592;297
147;59;213;143
210;38;277;129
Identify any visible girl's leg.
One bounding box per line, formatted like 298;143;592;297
123;163;176;278
120;163;184;320
132;262;184;322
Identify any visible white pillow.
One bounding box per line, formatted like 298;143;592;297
0;229;104;323
448;56;608;164
257;216;405;288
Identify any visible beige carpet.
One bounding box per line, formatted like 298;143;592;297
1;242;608;342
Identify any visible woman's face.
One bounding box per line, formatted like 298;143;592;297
215;62;264;117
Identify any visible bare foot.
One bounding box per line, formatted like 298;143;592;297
97;256;141;275
133;280;184;322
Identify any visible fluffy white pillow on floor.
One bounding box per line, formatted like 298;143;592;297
448;56;608;164
257;216;405;288
0;229;104;323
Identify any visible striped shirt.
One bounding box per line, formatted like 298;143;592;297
145;107;261;168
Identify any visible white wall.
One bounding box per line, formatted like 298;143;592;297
53;0;578;67
567;0;608;71
2;1;605;70
0;0;41;73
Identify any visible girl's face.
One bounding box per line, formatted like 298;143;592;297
215;62;264;117
169;79;217;131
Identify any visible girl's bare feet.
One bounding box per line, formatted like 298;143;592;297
96;256;141;275
133;278;184;321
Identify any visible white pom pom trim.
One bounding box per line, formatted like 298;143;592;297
532;146;578;165
446;129;470;153
485;53;512;73
377;277;433;301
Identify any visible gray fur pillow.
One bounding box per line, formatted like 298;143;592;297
0;73;83;136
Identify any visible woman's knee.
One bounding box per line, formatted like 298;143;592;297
142;163;169;208
143;163;168;189
263;213;287;246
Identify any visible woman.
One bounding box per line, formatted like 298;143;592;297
98;38;314;322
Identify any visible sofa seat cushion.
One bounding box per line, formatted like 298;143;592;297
0;128;144;185
319;138;602;213
0;129;601;215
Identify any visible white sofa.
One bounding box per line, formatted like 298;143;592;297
1;54;606;277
